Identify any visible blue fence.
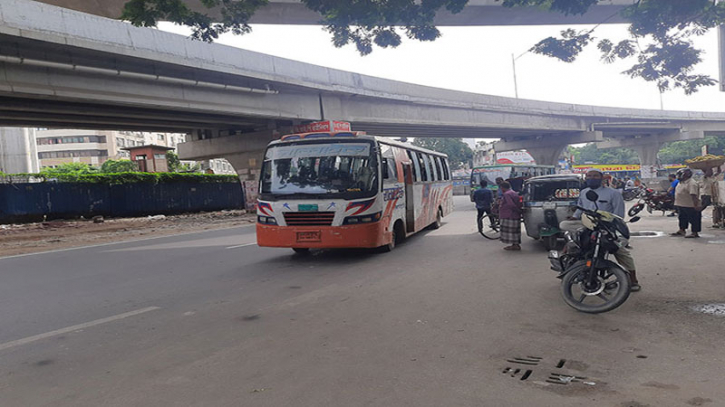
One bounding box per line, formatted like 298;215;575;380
0;182;244;223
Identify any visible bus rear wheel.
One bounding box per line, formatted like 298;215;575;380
430;208;443;230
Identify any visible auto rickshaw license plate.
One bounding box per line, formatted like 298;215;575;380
543;202;557;209
297;231;321;242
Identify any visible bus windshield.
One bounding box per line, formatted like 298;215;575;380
260;141;378;200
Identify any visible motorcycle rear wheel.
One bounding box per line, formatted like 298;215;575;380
560;261;631;314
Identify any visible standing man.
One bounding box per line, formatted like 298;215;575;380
666;173;679;217
571;169;641;291
473;180;494;233
672;168;701;238
700;167;720;222
498;181;522;251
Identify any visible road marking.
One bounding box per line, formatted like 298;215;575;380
0;224;255;261
0;306;160;352
226;242;257;249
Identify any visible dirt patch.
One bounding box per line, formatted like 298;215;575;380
0;210;255;257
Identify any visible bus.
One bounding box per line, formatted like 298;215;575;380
256;131;454;253
469;164;556;199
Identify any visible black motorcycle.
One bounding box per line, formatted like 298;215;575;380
548;190;640;314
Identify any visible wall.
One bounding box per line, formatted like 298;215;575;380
0;182;244;223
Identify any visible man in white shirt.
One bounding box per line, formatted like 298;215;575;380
672;168;701;238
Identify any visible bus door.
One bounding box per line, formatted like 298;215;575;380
403;163;415;233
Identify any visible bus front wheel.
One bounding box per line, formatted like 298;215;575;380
380;221;404;252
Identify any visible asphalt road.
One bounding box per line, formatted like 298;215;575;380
1;196;724;407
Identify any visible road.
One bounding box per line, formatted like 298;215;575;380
0;196;723;407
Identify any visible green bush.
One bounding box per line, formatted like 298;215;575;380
100;159;138;173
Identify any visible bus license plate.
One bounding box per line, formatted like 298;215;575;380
298;204;318;212
297;231;321;242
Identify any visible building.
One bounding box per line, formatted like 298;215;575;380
0;127;39;173
35;129;187;169
122;145;174;172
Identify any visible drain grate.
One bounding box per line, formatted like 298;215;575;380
506;356;542;366
546;372;589;385
502;356;595;385
630;231;665;238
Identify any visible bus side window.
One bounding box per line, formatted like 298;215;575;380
434;157;444;181
407;151;421;182
428;155;439;181
417;153;429;181
441;158;450;180
422;154;435;181
381;144;398;181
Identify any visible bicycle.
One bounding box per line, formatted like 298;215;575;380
478;203;501;240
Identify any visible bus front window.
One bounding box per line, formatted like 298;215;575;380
261;142;378;199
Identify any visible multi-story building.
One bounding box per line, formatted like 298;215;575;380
35;130;188;169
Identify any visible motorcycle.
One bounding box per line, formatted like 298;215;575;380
622;186;646;202
548;190;640;314
628;188;675;217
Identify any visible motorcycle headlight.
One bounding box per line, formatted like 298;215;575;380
612;217;630;239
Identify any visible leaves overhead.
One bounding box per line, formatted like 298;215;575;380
121;0;725;93
411;138;472;169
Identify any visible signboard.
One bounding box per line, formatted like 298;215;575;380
572;164;640;173
293;120;351;133
267;143;371;159
496;150;535;164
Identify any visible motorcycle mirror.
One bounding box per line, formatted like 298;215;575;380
585;190;599;202
630;216;641;223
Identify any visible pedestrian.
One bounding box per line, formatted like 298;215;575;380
570;169;640;291
498;181;522;251
672;168;701;238
495;177;505;198
473;180;494;233
701;166;723;228
713;168;725;228
666;173;678;217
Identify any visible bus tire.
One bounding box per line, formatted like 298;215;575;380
380;220;404;252
430;208;443;229
292;248;310;255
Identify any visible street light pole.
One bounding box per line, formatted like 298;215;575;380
511;53;519;99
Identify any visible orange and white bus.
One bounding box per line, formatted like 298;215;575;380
256;131;453;253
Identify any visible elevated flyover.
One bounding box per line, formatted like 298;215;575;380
1;0;725;179
34;0;632;26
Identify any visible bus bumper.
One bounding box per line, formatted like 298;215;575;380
256;222;386;249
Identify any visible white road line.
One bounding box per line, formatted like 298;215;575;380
226;242;257;249
0;224;255;261
0;306;160;352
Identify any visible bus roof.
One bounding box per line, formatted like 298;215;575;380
269;132;449;158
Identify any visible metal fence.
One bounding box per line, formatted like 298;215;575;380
0;182;244;223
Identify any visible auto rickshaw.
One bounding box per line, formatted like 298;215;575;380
522;174;584;250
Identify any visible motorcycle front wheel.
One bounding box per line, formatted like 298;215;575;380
560;261;631;314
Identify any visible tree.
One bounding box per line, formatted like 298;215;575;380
121;0;725;93
166;151;182;172
412;138;472;169
658;135;725;164
40;162;99;176
100;159;138;173
568;143;638;164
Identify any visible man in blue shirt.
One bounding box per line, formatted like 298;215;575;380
473;180;494;233
667;173;678;217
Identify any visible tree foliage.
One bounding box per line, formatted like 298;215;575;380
40;162;99;177
567;143;639;165
412;138;472;169
122;0;725;93
658;135;725;164
100;159;138;173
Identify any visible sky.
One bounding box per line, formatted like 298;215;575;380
159;22;725;147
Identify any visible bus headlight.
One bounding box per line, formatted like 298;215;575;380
343;212;382;225
257;216;277;225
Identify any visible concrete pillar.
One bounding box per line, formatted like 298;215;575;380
0;127;39;173
177;129;280;209
524;144;568;166
632;143;662;179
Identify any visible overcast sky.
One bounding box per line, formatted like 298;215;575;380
160;22;725;147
